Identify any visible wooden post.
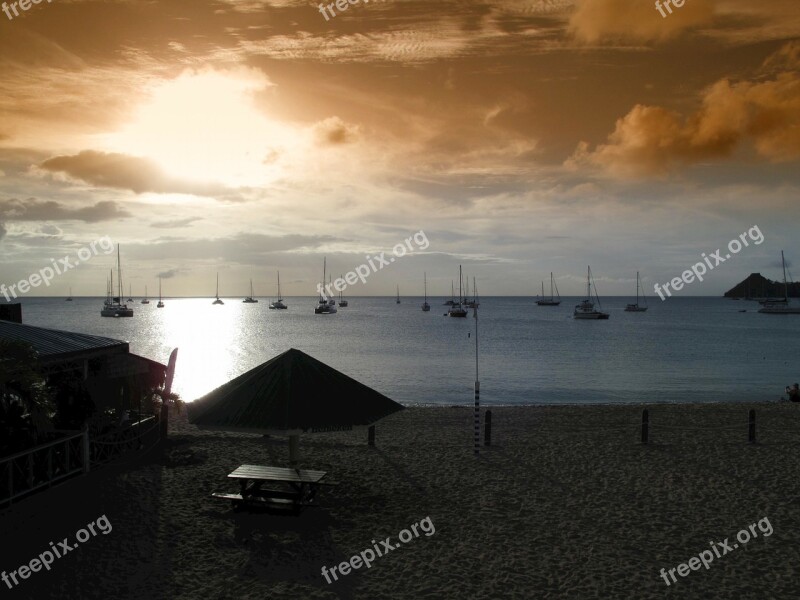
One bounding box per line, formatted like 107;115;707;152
368;425;375;447
484;410;492;446
641;409;649;444
748;409;756;443
160;403;169;438
82;424;91;474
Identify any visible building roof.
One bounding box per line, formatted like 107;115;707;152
188;348;404;434
0;319;129;365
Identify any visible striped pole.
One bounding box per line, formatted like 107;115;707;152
474;303;480;456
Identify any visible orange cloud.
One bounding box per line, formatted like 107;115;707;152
567;43;800;177
569;0;715;43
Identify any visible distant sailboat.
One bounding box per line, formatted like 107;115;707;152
101;245;134;317
536;272;561;306
339;275;349;307
127;284;133;303
66;287;73;301
396;285;401;304
315;258;337;314
422;272;430;312
157;278;164;308
444;281;457;306
759;251;800;314
574;266;609;320
141;285;150;304
212;273;224;305
466;277;480;308
243;279;258;303
447;266;468;317
625;271;648;312
269;271;287;309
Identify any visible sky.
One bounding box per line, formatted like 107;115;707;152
1;0;799;298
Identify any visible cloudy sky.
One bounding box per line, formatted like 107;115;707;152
1;0;799;298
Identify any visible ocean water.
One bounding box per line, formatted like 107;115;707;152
12;296;800;406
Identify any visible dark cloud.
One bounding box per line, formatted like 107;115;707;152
151;218;202;229
156;269;186;279
313;117;361;146
0;198;131;223
39;151;230;196
127;233;338;264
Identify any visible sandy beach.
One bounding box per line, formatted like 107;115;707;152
2;402;800;599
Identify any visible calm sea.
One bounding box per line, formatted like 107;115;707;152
12;296;800;406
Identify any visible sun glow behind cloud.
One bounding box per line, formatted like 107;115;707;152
100;68;300;188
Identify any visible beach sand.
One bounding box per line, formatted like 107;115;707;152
2;402;800;599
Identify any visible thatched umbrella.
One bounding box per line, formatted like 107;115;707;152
187;348;404;464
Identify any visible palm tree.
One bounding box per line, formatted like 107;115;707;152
0;339;54;455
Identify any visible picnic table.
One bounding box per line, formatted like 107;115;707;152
212;464;334;512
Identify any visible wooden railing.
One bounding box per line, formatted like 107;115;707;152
0;412;162;507
90;415;160;467
0;430;87;506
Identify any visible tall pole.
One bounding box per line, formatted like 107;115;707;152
782;250;788;300
473;301;480;456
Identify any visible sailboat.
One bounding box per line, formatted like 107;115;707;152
625;271;648;312
157;278;164;308
269;272;288;309
141;285;150;304
422;272;431;311
66;287;73;301
127;284;133;303
396;285;401;304
536;272;561;306
339;275;349;307
759;251;800;314
467;277;480;308
315;258;337;314
447;266;468;317
574;266;609;319
212;273;224;305
243;279;258;303
444;281;457;305
101;245;134;317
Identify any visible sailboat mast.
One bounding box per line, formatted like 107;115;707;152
117;245;122;302
636;271;640;303
459;265;463;304
782;250;788;300
424;272;428;302
277;271;281;298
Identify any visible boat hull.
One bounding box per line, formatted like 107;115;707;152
758;306;800;314
536;300;560;306
101;307;134;317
